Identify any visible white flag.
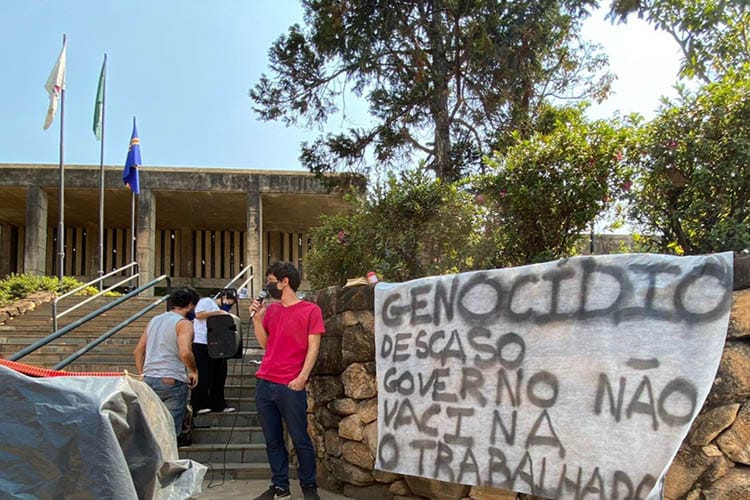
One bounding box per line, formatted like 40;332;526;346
43;39;67;130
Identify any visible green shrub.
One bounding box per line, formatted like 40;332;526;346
304;168;484;289
0;274;118;307
627;70;750;255
476;105;637;266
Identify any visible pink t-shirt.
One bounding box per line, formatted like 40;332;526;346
256;300;325;385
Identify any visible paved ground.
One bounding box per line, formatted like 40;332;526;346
192;479;352;499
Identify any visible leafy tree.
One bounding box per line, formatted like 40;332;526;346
626;70;750;255
609;0;750;82
252;0;612;182
304;168;482;288
475;105;637;266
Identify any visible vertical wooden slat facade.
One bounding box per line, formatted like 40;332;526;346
263;230;309;281
212;231;221;279
155;229;179;277
6;225;25;274
192;229;245;280
102;228;132;275
14;225;312;284
17;226;25;274
47;227;89;277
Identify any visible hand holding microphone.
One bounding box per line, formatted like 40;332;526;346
249;289;270;319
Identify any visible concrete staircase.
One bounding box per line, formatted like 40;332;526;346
0;295;270;481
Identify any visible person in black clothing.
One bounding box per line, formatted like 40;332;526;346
191;290;237;415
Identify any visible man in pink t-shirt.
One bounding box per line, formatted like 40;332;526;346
249;261;324;500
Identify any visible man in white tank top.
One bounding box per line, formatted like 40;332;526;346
134;287;200;438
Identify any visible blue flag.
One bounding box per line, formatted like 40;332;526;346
123;117;141;194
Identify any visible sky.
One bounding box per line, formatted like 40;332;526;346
0;1;684;172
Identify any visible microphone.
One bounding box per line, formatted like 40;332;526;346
249;290;269;319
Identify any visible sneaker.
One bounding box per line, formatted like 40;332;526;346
196;408;211;415
301;485;320;500
222;407;237;413
253;485;291;500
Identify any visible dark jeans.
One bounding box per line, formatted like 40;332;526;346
255;378;317;489
191;343;228;412
144;376;189;437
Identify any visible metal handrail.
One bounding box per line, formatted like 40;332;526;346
10;274;170;362
213;265;254;299
52;262;139;331
52;294;170;370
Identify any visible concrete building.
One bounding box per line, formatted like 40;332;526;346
0;164;357;294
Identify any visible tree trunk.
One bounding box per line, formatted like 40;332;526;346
428;0;454;182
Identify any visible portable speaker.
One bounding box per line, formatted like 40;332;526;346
207;314;243;359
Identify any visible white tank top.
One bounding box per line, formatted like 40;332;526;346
143;311;188;383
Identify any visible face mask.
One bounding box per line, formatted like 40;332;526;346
219;303;233;312
185;310;196;321
266;282;283;300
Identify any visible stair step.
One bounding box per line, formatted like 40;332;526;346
225;376;259;388
200;462;289;481
224;385;257;399
179;442;267;463
0;343;138;355
9;353;138;365
191;425;265;444
194;410;261;427
207;396;256;412
0;335;142;343
0;343;79;355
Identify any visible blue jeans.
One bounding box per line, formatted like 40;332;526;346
144;376;189;437
255;378;317;489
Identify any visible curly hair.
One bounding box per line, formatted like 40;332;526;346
169;286;200;308
266;261;301;291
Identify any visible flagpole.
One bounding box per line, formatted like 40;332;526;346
123;115;141;281
130;191;136;277
57;33;66;284
97;54;107;289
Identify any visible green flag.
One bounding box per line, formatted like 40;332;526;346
93;55;106;140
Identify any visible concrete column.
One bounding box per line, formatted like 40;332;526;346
24;186;48;276
246;188;262;297
0;223;11;277
136;189;156;295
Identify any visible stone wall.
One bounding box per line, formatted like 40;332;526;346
307;257;750;500
0;291;55;324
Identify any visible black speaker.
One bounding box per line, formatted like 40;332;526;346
207;314;243;359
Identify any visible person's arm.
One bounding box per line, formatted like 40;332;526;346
250;300;268;348
176;319;199;388
134;326;147;374
288;333;321;391
194;298;225;320
195;310;226;319
194;309;226;320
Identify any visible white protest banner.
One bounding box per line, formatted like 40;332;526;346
374;252;734;500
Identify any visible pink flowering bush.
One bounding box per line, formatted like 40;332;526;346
627;71;750;254
473;105;636;266
304;169;482;288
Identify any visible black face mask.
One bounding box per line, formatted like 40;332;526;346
266;282;283;300
185;310;196;321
